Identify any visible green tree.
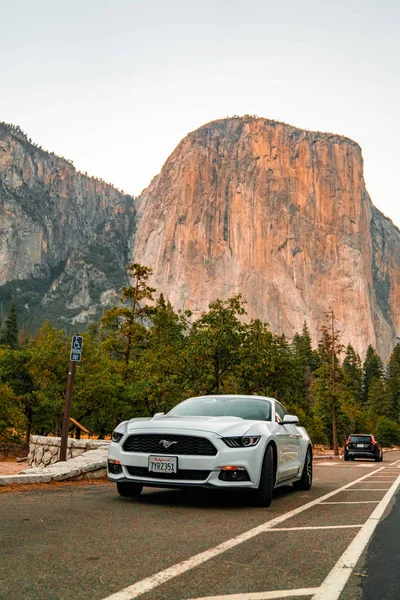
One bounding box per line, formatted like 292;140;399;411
386;343;400;421
362;345;383;404
184;296;246;395
0;303;18;349
0;347;35;444
0;382;26;443
342;345;363;406
234;319;275;396
101;263;155;365
27;322;68;435
73;330;126;437
366;378;390;423
311;311;344;454
292;321;320;406
127;294;189;415
375;416;400;447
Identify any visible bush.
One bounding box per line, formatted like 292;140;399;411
375;416;400;447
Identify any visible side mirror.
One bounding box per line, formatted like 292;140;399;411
282;414;299;425
153;412;165;417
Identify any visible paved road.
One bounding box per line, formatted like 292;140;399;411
1;452;399;600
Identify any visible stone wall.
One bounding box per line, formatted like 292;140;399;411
28;436;109;468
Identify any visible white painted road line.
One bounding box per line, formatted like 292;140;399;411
101;468;385;600
185;587;320;600
347;488;388;491
311;473;400;600
366;476;398;479
265;524;363;531
321;501;379;504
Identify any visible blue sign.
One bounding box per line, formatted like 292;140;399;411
70;335;83;362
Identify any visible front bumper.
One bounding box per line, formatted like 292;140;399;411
108;432;264;489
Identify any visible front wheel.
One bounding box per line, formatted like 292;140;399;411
293;447;312;491
116;482;143;498
252;444;275;507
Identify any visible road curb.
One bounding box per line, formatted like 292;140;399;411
0;448;107;486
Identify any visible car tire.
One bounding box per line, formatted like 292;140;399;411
344;455;349;462
293;447;313;491
116;482;143;498
374;454;380;462
380;453;384;462
252;444;275;507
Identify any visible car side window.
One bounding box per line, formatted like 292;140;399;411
275;402;287;423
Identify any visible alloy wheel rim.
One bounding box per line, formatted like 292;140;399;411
306;452;312;483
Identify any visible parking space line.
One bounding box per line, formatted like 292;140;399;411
321;501;379;504
101;467;385;600
366;476;397;478
347;488;388;491
265;525;363;531
311;473;400;600
185;586;320;599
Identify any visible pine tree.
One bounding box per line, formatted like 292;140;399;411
0;303;18;349
342;344;363;406
292;321;320;406
362;345;383;404
101;264;156;365
312;310;344;455
386;343;400;421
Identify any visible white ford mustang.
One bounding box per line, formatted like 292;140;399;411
108;395;313;506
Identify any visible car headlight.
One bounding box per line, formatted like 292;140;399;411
222;436;261;448
111;431;124;443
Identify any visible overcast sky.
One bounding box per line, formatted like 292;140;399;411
1;0;399;226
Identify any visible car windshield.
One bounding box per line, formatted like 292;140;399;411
350;435;372;443
168;397;272;421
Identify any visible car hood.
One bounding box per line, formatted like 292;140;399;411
125;415;263;437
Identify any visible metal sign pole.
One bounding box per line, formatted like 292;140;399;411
59;334;83;462
60;360;77;461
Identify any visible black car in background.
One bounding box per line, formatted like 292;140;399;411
344;434;383;462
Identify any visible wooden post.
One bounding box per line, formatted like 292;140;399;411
59;360;76;461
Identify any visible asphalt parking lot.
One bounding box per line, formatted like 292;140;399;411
1;451;399;600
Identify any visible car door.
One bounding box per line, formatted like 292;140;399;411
275;402;302;481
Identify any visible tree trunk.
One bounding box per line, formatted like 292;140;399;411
332;403;339;456
24;421;31;447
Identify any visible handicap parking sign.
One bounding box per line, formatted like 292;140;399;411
70;335;83;362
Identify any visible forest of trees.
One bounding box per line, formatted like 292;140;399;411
1;264;400;450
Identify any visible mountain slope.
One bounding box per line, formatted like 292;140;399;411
133;116;400;360
1;117;399;359
0;123;135;330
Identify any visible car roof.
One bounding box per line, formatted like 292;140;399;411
187;394;276;402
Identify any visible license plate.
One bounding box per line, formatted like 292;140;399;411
148;456;177;473
356;444;365;447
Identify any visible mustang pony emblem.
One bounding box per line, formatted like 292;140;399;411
159;439;178;449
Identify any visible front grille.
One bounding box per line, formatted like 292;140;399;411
123;434;217;456
126;466;211;481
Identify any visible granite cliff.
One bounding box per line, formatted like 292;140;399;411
133;117;400;360
1;117;399;359
0;123;135;330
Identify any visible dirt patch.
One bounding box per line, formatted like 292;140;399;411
0;461;27;476
0;477;110;494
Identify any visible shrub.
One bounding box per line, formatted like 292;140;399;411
375;416;400;447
